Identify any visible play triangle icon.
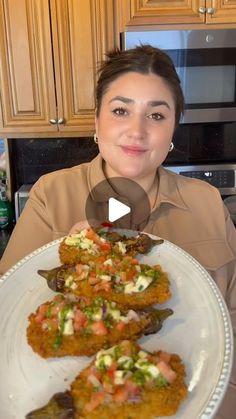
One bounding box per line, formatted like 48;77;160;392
108;197;131;222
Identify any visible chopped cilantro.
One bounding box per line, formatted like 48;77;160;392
104;314;114;328
46;306;52;318
93;297;104;306
52;334;62;350
132;370;147;386
114;345;123;359
155;374;168;388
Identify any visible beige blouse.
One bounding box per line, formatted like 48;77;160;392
0;154;235;418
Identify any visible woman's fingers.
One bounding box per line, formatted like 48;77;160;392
69;219;101;234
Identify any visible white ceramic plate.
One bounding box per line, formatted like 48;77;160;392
0;232;233;419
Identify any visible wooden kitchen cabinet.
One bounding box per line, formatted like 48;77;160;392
0;0;116;136
115;0;236;28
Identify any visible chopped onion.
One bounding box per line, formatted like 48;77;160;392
127;310;140;322
128;394;142;403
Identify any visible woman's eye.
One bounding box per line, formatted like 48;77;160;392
112;107;128;116
147;112;164;121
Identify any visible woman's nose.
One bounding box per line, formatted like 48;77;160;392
127;115;146;139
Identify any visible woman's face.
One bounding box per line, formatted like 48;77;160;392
95;71;176;182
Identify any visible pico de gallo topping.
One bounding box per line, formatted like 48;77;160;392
64;228;114;255
82;341;177;412
64;254;162;295
34;296;141;350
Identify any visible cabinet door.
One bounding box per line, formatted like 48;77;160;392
0;0;57;134
50;0;116;135
205;0;236;23
116;0;206;27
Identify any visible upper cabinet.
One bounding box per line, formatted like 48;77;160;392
0;0;116;136
115;0;236;27
1;0;236;137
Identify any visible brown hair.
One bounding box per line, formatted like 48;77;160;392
96;45;184;127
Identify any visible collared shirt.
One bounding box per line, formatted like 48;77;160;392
0;153;235;417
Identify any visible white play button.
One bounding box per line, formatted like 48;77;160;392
108;197;131;222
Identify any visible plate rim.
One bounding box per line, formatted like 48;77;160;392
0;231;234;418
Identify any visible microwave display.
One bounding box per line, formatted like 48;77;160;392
121;29;236;124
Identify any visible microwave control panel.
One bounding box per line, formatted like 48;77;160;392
180;170;235;188
165;164;236;195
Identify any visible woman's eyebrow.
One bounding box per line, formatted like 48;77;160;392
148;100;170;109
109;96;170;109
109;96;133;104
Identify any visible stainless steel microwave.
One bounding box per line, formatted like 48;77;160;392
121;29;236;124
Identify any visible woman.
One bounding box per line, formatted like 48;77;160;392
0;45;235;417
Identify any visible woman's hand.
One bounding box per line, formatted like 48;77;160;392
69;219;101;234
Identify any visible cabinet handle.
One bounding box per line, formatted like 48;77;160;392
49;118;57;124
198;6;207;13
206;7;215;15
57;118;65;125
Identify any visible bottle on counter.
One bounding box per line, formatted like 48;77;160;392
0;179;13;230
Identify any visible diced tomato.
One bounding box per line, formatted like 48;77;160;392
41;318;58;331
81;366;102;381
85;228;101;244
116;321;126;332
84;391;106;412
90;320;108;335
88;276;100;285
73;309;88;331
75;264;83;275
113;387;129;403
158;351;171;364
89;366;102;381
125;379;140;396
119;340;134;356
75;264;89;280
107;362;117;379
157;360;177;384
89;271;96;277
124;256;138;265
93;280;112;293
100;242;111;251
102;379;114;394
50;301;65;316
127;270;136;280
119;272;127;282
95;255;106;264
35;304;49;323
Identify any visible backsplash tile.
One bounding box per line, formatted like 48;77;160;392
8;137;99;193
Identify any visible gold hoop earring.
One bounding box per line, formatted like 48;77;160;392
94;133;98;144
169;142;174;152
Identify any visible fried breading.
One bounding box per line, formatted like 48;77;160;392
26;341;188;419
27;294;173;358
59;228;163;266
38;263;171;309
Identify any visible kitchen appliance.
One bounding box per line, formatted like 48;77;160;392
121;28;236;124
122;29;236;203
14;184;32;221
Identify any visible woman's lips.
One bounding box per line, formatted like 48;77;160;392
120;145;146;156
